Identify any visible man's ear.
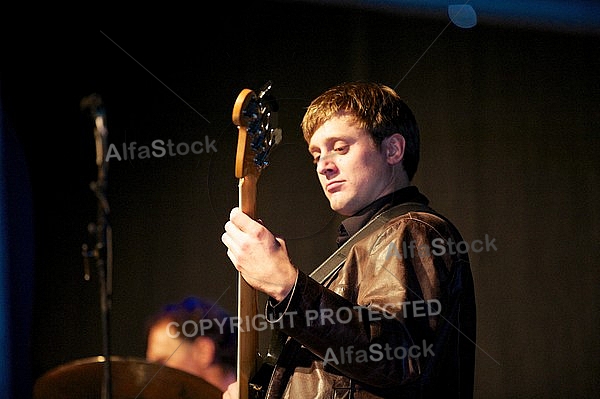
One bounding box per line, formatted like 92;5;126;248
192;336;217;368
383;133;405;165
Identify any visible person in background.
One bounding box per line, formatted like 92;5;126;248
145;296;237;392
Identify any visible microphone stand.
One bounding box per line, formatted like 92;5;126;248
81;93;113;399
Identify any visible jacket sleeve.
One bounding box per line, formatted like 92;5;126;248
265;214;467;390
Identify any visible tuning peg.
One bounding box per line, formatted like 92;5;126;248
272;128;283;146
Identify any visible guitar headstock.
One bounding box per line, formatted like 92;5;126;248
232;81;283;179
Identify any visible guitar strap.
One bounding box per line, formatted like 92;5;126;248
251;201;436;398
309;201;433;285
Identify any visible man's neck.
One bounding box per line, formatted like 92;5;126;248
337;185;428;246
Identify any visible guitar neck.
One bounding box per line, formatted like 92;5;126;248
239;175;258;217
237;175;259;399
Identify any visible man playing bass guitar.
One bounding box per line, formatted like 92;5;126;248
222;81;476;399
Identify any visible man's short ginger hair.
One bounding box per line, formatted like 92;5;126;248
301;81;420;181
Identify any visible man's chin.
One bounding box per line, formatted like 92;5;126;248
329;201;355;217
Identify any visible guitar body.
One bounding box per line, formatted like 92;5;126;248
231;82;282;399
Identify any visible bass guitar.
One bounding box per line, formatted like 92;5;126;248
231;81;282;399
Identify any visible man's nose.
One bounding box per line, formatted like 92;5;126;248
316;153;336;175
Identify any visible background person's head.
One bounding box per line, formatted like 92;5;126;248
145;296;236;392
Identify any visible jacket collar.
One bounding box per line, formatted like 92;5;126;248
336;186;429;247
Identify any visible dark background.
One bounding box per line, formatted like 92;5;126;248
1;1;599;398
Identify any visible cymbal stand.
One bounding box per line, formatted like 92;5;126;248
81;94;113;399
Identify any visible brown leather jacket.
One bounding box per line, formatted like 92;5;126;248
263;190;476;399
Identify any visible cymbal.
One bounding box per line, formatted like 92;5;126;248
33;355;223;399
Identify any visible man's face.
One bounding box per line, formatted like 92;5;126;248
308;113;397;216
146;320;199;377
